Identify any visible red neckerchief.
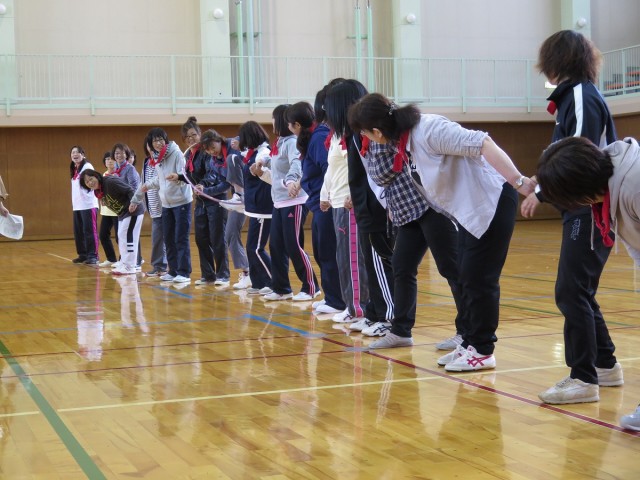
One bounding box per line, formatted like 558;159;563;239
591;191;614;247
94;188;104;200
338;136;347;149
113;162;127;177
148;144;168;168
547;100;557;115
219;143;229;167
185;144;200;173
244;148;255;164
359;135;370;157
392;130;410;172
324;129;334;150
309;122;317;134
271;137;280;156
73;165;80;180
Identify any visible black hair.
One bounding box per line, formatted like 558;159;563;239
69;145;87;179
111;143;131;163
102;151;111;167
79;169;103;192
272;104;293;137
314;77;346;124
147;128;168;153
143;132;153;157
181;116;201;139
200;129;228;160
348;93;421;143
536;136;613;210
238;121;269;150
324;79;368;137
285;102;315;158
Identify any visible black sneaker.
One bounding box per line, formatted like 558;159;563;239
84;258;99;265
72;257;87;264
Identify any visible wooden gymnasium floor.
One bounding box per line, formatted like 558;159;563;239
0;219;638;479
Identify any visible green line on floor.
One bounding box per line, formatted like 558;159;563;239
0;340;106;480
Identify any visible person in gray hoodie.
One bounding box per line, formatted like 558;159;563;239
130;128;193;283
259;105;320;301
536;135;639;431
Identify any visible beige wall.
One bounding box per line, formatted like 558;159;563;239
592;0;640;51
15;0;201;55
11;1;640;59
420;0;559;59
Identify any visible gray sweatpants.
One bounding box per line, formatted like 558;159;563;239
225;210;249;272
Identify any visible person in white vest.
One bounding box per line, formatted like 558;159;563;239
349;93;535;372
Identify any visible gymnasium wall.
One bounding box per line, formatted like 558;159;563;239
2;113;639;241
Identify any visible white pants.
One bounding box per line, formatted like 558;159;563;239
117;214;143;268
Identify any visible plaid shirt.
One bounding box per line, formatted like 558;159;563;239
366;141;429;226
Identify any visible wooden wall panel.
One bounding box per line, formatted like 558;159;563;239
1;115;639;241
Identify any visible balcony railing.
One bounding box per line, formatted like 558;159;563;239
1;47;638;117
601;44;640;96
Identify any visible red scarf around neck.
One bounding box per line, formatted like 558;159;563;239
94;188;104;200
592;191;615;247
113;162;127;177
271;137;280;156
324;129;334;150
185;144;200;173
149;144;168;168
392;130;410;172
359;135;370;157
323;129;348;151
218;143;229;167
73;164;81;180
244;148;255;164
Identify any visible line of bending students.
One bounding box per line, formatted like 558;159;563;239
68;45;637;429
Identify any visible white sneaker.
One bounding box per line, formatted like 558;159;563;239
312;299;326;310
332;309;353;323
292;291;321;302
195;278;215;286
214;278;230;287
258;287;273;295
263;292;293;301
596;362;624;386
435;334;463;351
437;344;467;366
314;304;342;314
98;260;114;267
219;195;245;212
445;345;496;372
620;405;640;431
112;265;137;276
247;287;262;295
233;273;251;290
538;377;599;404
369;332;414;349
173;275;191;284
349;318;374;331
160;273;175;282
110;261;123;269
361;321;392;337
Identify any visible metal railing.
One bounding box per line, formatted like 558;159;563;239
601;44;640;96
1;49;638;116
